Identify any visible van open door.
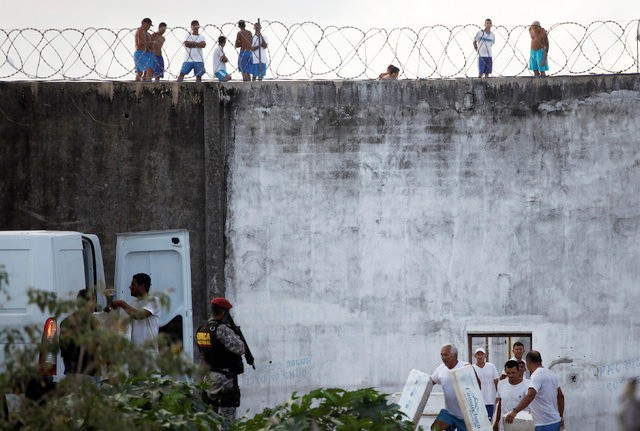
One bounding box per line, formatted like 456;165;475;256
114;230;193;361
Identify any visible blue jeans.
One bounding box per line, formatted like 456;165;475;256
485;404;494;421
535;421;562;431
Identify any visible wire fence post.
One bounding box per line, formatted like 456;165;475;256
257;18;262;80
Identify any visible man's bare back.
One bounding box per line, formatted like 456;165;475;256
235;29;253;51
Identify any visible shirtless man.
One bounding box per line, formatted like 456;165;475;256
529;21;549;77
151;22;167;82
378;64;400;79
235;20;253;81
134;18;154;81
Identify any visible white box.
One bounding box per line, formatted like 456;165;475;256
397;369;434;428
451;365;492;431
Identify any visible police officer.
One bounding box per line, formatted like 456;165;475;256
196;297;245;426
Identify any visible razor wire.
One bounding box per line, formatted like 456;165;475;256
0;20;638;81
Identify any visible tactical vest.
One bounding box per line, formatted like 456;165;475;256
196;319;244;375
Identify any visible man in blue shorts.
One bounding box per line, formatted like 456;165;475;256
430;343;470;431
213;36;232;81
177;20;207;82
151;22;167;81
251;22;268;81
235;20;253;81
134;18;154;81
529;21;549;77
473;18;495;78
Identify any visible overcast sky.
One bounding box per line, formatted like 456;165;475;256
2;0;637;29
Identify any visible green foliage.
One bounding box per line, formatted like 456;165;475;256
0;288;223;431
1;286;414;431
231;387;415;431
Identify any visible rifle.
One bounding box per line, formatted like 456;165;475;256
224;314;255;370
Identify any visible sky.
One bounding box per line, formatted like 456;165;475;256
1;0;637;29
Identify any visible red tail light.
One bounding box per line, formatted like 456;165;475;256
38;318;58;376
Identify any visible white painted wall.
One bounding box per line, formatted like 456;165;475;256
224;77;640;428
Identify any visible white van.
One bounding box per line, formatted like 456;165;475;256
0;229;193;379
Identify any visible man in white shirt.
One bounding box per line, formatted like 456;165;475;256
110;273;161;354
177;20;207;82
430;343;470;431
213;36;232;82
473;347;499;421
494;360;530;431
505;350;565;431
251;22;268;81
473;18;495;78
501;341;528;380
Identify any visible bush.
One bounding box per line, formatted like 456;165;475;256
231;387;415;431
1;274;414;431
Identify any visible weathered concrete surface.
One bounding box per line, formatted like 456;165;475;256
0;81;222;328
1;76;640;429
224;75;640;429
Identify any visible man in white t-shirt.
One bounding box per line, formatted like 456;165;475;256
473;18;496;78
494;360;530;431
213;36;232;82
110;273;161;353
250;22;268;81
505;350;565;431
473;348;499;421
501;341;528;380
430;343;471;431
177;20;207;82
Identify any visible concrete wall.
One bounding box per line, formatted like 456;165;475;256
1;75;640;428
0;81;225;329
224;76;640;428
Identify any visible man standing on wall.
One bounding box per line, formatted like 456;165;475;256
529;21;549;77
235;20;253;81
196;297;246;428
473;348;500;421
505;350;565;431
151;22;167;81
134;18;154;81
251;22;268;81
177;20;207;82
473;18;495;78
430;343;470;431
493;360;530;431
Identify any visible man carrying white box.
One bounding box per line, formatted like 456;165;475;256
430;343;471;431
494;359;530;431
505;351;565;431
